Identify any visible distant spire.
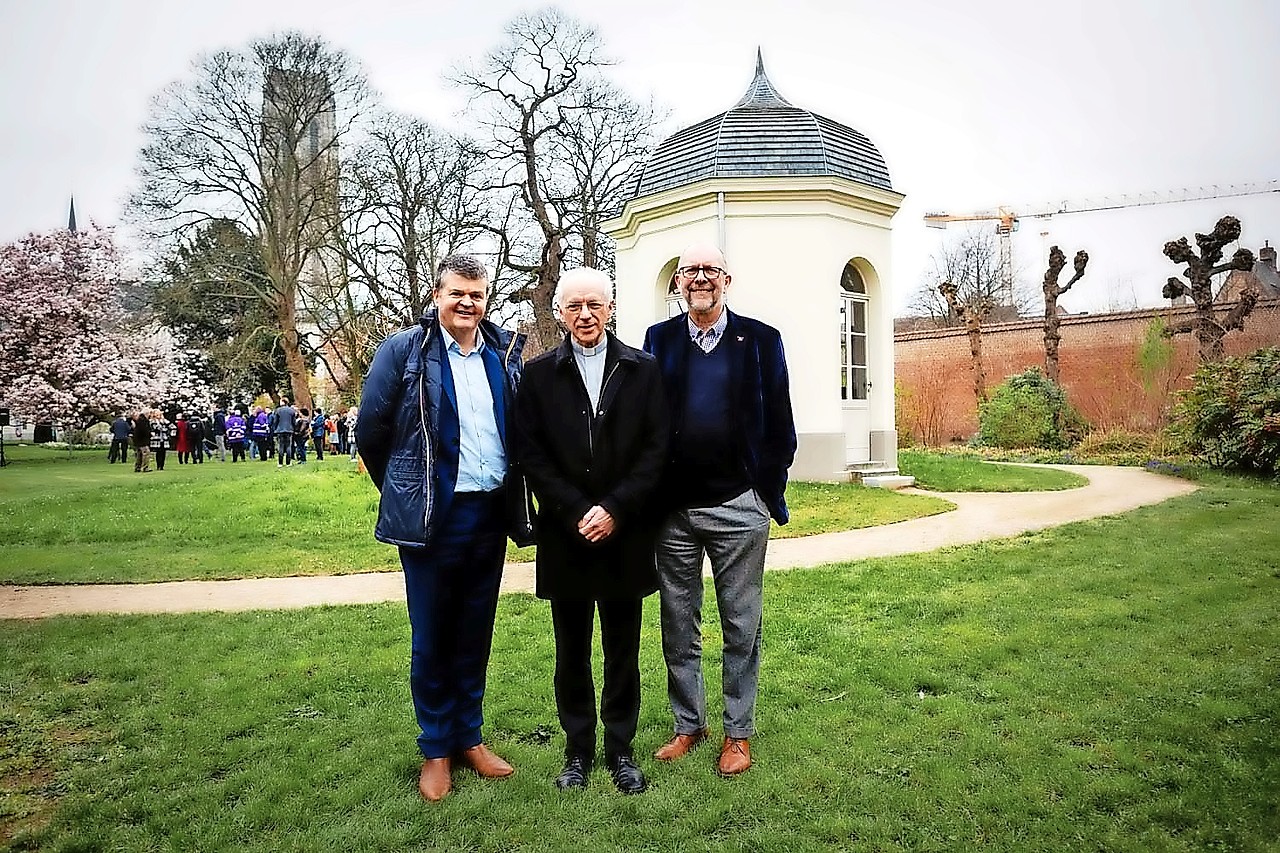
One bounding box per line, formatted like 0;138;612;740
734;48;792;109
67;196;77;234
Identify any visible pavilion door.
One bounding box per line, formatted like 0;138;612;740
840;293;870;463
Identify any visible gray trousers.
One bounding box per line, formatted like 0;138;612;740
656;488;770;739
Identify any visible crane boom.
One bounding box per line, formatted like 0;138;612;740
923;180;1280;226
921;180;1280;306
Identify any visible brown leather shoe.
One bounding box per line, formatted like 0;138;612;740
718;737;752;776
457;743;514;778
653;727;710;761
418;757;451;801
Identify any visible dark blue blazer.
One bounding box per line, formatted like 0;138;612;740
642;309;797;524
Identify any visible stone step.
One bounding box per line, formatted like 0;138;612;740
860;474;916;490
845;462;916;489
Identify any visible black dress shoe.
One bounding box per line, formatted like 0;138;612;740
607;753;647;794
555;754;591;790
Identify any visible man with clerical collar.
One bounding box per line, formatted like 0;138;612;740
514;267;669;794
643;242;797;777
357;254;533;802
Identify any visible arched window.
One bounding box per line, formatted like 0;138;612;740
839;261;869;400
657;258;684;317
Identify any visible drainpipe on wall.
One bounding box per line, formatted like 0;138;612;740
717;192;726;251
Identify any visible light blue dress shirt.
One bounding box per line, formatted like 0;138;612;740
445;329;506;493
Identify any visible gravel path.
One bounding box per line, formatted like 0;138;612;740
0;464;1196;619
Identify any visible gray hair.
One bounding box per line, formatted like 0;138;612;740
553;267;614;308
435;254;489;289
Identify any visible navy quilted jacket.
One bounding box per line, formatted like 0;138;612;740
356;310;528;548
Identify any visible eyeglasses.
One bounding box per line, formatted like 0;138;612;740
561;300;609;314
675;266;726;282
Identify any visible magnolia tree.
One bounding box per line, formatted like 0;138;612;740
0;227;178;426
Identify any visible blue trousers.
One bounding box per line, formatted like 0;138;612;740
400;490;507;758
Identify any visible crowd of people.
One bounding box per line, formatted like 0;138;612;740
109;404;359;473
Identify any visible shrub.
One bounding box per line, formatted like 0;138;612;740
1171;347;1280;474
1076;428;1156;456
978;368;1087;450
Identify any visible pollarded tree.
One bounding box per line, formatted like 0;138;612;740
130;31;372;412
938;279;994;403
451;9;659;350
0;227;174;425
1041;245;1089;383
1161;215;1257;362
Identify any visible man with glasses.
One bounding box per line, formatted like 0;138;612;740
643;242;797;777
514;268;669;794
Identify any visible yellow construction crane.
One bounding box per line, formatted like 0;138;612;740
923;180;1280;305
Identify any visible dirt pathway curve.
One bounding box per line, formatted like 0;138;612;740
0;465;1196;619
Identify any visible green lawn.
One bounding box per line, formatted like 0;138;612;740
898;449;1088;492
2;473;1277;851
0;444;952;585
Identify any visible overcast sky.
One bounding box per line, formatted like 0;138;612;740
3;0;1277;315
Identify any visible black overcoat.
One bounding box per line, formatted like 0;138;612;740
513;333;669;600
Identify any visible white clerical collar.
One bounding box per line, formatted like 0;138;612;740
571;337;607;357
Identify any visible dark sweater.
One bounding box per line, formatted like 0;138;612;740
670;336;749;508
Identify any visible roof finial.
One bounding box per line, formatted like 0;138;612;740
68;196;77;234
735;48;792;109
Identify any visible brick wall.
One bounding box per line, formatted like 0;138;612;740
894;299;1280;444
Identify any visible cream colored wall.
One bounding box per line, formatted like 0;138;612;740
717;200;894;437
606;178;902;479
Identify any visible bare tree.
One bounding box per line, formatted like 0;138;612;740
130;32;371;412
302;113;496;398
451;9;658;350
1041;245;1089;383
1161;215;1258;362
549;78;659;269
938;279;994;403
908;228;1030;325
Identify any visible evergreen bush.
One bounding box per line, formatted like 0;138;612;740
978;368;1087;449
1171;347;1280;474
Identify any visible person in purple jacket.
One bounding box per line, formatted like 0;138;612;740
225;409;248;462
251;407;271;462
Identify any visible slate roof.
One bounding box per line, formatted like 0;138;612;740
627;51;893;201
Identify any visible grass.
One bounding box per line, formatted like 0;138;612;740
898;449;1088;492
2;473;1278;851
770;481;951;538
0;444;953;585
0;444;400;584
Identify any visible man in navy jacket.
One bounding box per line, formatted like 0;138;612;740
357;254;530;802
643;242;796;777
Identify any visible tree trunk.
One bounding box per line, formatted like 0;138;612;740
1044;311;1062;383
533;242;563;351
274;283;312;412
967;319;987;403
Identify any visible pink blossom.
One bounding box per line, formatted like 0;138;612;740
0;227;170;424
